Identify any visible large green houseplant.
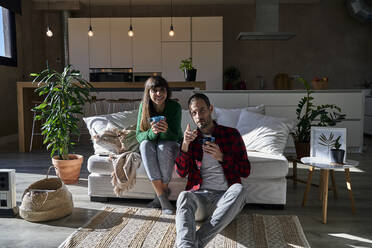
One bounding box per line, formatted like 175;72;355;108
31;64;93;184
291;77;345;158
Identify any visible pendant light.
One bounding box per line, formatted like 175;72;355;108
169;0;175;37
46;0;53;37
128;0;134;37
88;0;94;37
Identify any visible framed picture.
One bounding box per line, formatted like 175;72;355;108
310;127;347;162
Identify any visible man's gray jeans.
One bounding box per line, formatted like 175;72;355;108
139;140;179;183
176;183;246;248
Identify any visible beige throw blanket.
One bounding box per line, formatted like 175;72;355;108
93;123;141;196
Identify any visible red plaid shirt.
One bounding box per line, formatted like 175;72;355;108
175;122;250;191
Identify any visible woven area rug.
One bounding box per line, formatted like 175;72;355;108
59;207;310;248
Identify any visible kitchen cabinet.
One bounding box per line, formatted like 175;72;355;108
110;18;132;68
88;18;111;68
161;17;191;42
162;42;190;81
68;16;223;84
192;42;223;90
68;18;89;80
132;18;162;72
191;17;223;42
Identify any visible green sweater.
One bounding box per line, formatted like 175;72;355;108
136;99;183;143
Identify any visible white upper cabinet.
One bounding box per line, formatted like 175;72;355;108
110;18;132;68
88;18;111;68
162;42;191;81
132;18;162;72
68;18;89;80
192;42;223;90
161;17;191;42
191;17;223;41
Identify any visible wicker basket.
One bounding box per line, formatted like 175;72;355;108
19;167;73;222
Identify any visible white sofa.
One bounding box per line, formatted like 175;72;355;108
85;106;292;206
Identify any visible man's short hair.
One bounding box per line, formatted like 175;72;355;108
188;93;211;108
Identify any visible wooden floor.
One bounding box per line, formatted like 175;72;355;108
0;135;372;248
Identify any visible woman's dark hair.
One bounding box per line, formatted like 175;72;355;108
140;76;171;131
188;93;211;109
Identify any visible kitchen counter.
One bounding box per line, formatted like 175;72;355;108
17;81;205;152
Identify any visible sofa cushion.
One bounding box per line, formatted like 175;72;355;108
247;151;288;179
236;110;294;155
87;154;180;179
212;105;265;128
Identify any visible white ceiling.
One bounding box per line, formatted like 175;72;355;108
33;0;319;6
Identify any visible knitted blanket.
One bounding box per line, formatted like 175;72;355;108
93;123;141;196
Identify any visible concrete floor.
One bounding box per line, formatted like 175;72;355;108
1;136;372;248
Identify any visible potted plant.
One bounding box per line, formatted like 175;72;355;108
330;136;345;164
291;77;345;159
223;66;241;90
31;64;93;184
180;57;197;81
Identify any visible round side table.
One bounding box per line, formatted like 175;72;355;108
300;157;358;224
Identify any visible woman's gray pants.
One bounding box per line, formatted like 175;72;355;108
175;183;246;248
139;140;179;184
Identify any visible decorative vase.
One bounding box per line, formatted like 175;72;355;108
294;141;310;159
330;149;345;164
52;154;83;184
184;69;197;81
311;80;328;90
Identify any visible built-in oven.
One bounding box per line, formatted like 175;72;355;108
133;72;162;82
89;68;133;82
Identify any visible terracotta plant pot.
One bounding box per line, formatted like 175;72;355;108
294;141;310;159
52;154;83;184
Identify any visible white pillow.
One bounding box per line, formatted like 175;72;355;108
236;110;294;155
83;110;138;154
213;105;265;128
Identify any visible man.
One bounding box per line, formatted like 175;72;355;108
175;93;250;248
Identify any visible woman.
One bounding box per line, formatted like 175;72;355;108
136;76;183;215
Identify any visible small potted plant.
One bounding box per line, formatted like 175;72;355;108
223;66;241;90
291;76;345;159
180;57;197;81
330;136;345;164
31;63;93;184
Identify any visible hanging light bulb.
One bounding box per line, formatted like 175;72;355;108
128;0;134;37
128;24;134;37
88;0;94;37
168;0;174;37
169;24;174;37
88;25;94;37
45;0;53;37
46;26;53;37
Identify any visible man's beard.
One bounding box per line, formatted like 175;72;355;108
196;117;212;130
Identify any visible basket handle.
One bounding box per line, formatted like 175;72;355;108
46;165;54;180
46;165;62;182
